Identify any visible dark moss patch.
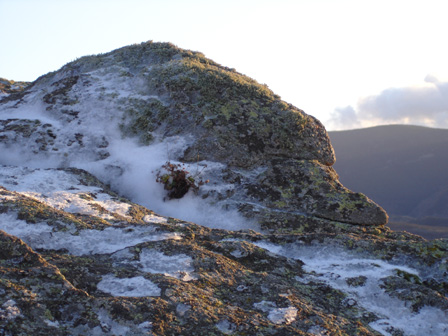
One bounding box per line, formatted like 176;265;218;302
119;98;169;145
43;76;80;106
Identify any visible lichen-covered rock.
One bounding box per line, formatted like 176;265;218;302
2;41;445;335
244;158;388;227
0;41;385;228
0;167;446;335
0;230;93;335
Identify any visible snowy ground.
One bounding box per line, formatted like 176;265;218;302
1;164;447;335
253;241;448;336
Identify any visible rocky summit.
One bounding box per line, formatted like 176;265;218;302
0;41;447;335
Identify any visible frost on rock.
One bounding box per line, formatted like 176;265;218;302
252;241;448;335
143;214;168;224
95;309;131;335
370;306;448;336
253;301;297;325
0;212;181;256
74;308;133;335
0;166;132;220
307;325;330;335
0;300;21;321
25;190;131;220
96;274;161;297
137;248;196;281
267;307;298;325
230;248;247;258
215;319;237;334
44;319;60;328
138;321;153;332
253;301;275;312
175;303;191;317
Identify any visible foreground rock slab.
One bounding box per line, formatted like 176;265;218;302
0;167;447;335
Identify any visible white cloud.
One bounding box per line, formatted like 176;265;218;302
328;106;362;130
327;76;448;130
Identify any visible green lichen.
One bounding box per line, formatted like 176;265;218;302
346;276;368;287
395;269;422;284
119;97;169;145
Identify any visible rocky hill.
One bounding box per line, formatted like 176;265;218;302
0;41;447;335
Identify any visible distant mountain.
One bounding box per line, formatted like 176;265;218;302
329;125;448;239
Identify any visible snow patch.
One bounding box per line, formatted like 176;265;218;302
0;99;57;126
94;309;131;335
253;301;297;325
137;321;153;332
176;303;191;317
230;249;247;258
137;248;196;281
23;190;131;220
370;306;448;336
0;194;17;202
307;325;329;335
215;319;237;334
267;307;298;325
0;166;131;220
251;241;283;255
44;319;60;327
97;275;161;297
143;214;168;224
0;213;181;256
252;241;448;336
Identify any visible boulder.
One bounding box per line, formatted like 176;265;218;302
0;41;386;229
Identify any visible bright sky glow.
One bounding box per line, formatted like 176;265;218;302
1;0;448;130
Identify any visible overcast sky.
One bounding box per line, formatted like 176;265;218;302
1;0;448;130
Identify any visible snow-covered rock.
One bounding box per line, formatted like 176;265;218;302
0;42;447;335
0;41;386;230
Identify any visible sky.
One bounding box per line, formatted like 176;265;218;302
1;0;448;131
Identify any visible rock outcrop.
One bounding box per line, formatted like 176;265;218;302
0;42;446;335
0;41;386;230
0;78;30;97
